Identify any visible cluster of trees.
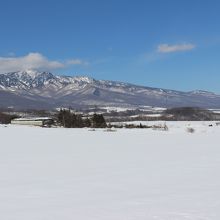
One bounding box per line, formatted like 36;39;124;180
57;109;107;128
0;112;18;124
164;107;215;120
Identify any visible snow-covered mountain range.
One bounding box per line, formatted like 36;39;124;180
0;70;220;109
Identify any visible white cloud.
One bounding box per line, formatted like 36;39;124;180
0;53;85;73
66;59;83;65
65;59;89;66
157;43;196;53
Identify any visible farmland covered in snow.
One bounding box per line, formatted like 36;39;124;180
0;122;220;220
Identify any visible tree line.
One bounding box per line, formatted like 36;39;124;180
57;109;107;128
0;112;18;124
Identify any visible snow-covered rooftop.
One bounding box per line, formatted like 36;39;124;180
12;117;52;121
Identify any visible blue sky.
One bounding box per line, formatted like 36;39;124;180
0;0;220;93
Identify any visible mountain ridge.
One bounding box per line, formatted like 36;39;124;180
0;70;219;110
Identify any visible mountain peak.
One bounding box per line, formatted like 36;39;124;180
72;76;95;83
0;70;56;89
2;69;54;79
20;69;42;77
17;69;54;79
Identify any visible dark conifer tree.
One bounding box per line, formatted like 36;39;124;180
91;114;107;128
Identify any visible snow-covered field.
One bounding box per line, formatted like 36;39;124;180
0;122;220;220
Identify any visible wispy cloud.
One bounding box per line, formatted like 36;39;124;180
8;52;16;57
157;43;196;53
65;59;89;66
0;52;86;73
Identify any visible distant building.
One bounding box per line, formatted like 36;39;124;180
11;117;54;127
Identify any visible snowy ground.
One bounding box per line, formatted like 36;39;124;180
0;122;220;220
